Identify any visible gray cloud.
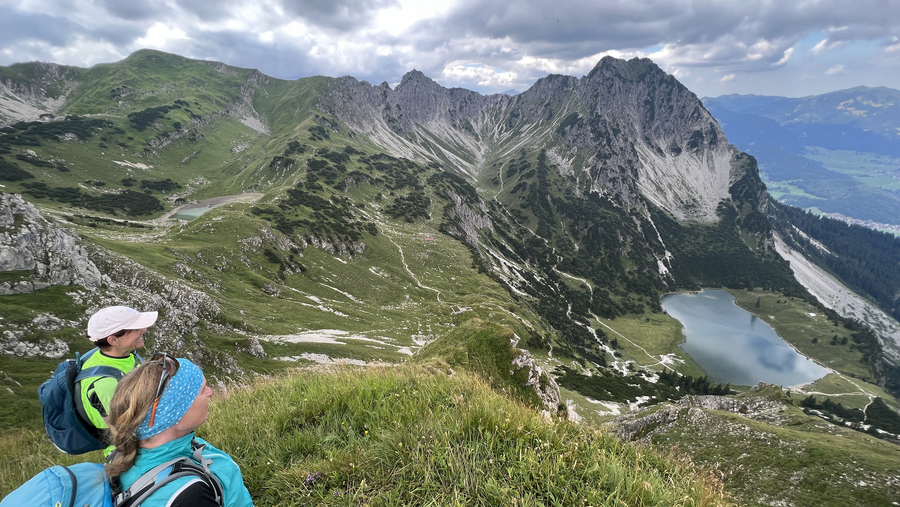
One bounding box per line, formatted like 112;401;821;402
96;0;171;21
277;0;400;31
421;0;900;69
1;0;900;98
0;12;79;48
172;0;240;22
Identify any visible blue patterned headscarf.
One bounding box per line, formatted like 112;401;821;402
135;358;204;440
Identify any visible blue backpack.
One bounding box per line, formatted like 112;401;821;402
38;348;137;455
1;440;224;507
0;463;111;507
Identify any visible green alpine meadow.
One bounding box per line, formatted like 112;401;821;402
1;50;899;505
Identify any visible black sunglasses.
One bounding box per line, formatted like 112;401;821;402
148;353;180;428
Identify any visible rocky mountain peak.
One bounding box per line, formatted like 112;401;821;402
398;69;433;87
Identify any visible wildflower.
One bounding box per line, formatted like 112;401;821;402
304;472;322;486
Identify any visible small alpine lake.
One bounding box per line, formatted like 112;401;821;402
167;193;263;221
661;289;830;387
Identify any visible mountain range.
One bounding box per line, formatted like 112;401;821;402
1;50;900;505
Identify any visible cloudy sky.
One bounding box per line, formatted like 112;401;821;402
2;0;899;98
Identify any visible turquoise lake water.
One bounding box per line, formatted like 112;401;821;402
661;289;829;387
170;207;213;221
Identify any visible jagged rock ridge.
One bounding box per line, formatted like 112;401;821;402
323;57;754;223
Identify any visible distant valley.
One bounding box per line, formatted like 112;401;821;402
703;87;900;234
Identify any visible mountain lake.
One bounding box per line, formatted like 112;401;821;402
661;289;830;387
168;193;263;221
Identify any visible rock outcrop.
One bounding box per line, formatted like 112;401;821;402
0;193;244;374
0;193;102;294
612;383;795;444
0;62;79;125
510;347;560;414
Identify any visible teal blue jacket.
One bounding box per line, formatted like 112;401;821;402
119;433;253;507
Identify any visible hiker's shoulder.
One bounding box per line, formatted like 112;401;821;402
81;350;140;372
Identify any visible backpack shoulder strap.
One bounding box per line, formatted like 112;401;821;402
74;348;127;383
114;440;223;507
75;347;99;369
75;365;126;383
60;465;78;507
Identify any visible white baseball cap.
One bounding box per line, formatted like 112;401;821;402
87;306;158;341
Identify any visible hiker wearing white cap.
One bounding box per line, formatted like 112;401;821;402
78;306;158;435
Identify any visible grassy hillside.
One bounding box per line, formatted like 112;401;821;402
1;362;730;506
625;384;900;507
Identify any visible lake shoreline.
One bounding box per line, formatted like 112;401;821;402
662;289;831;387
163;192;263;220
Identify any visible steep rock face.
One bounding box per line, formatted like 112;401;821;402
0;193;102;294
323;57;751;224
0;62;79;125
322;72;510;175
567;57;740;221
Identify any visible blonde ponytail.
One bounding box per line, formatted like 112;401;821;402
105;361;164;480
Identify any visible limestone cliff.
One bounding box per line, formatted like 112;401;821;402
322;56;754;224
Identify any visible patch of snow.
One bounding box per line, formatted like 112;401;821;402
657;353;683;366
587;398;622;416
113;160;153;170
320;284;360;303
259;329;384;345
274;353;369;366
629;396;652;411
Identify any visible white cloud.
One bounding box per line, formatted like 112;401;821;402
774;47;793;66
811;37;846;55
3;0;900;97
442;64;516;86
812;39;828;54
136;23;190;49
825;64;845;75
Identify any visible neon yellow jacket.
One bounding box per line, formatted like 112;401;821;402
77;351;140;429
